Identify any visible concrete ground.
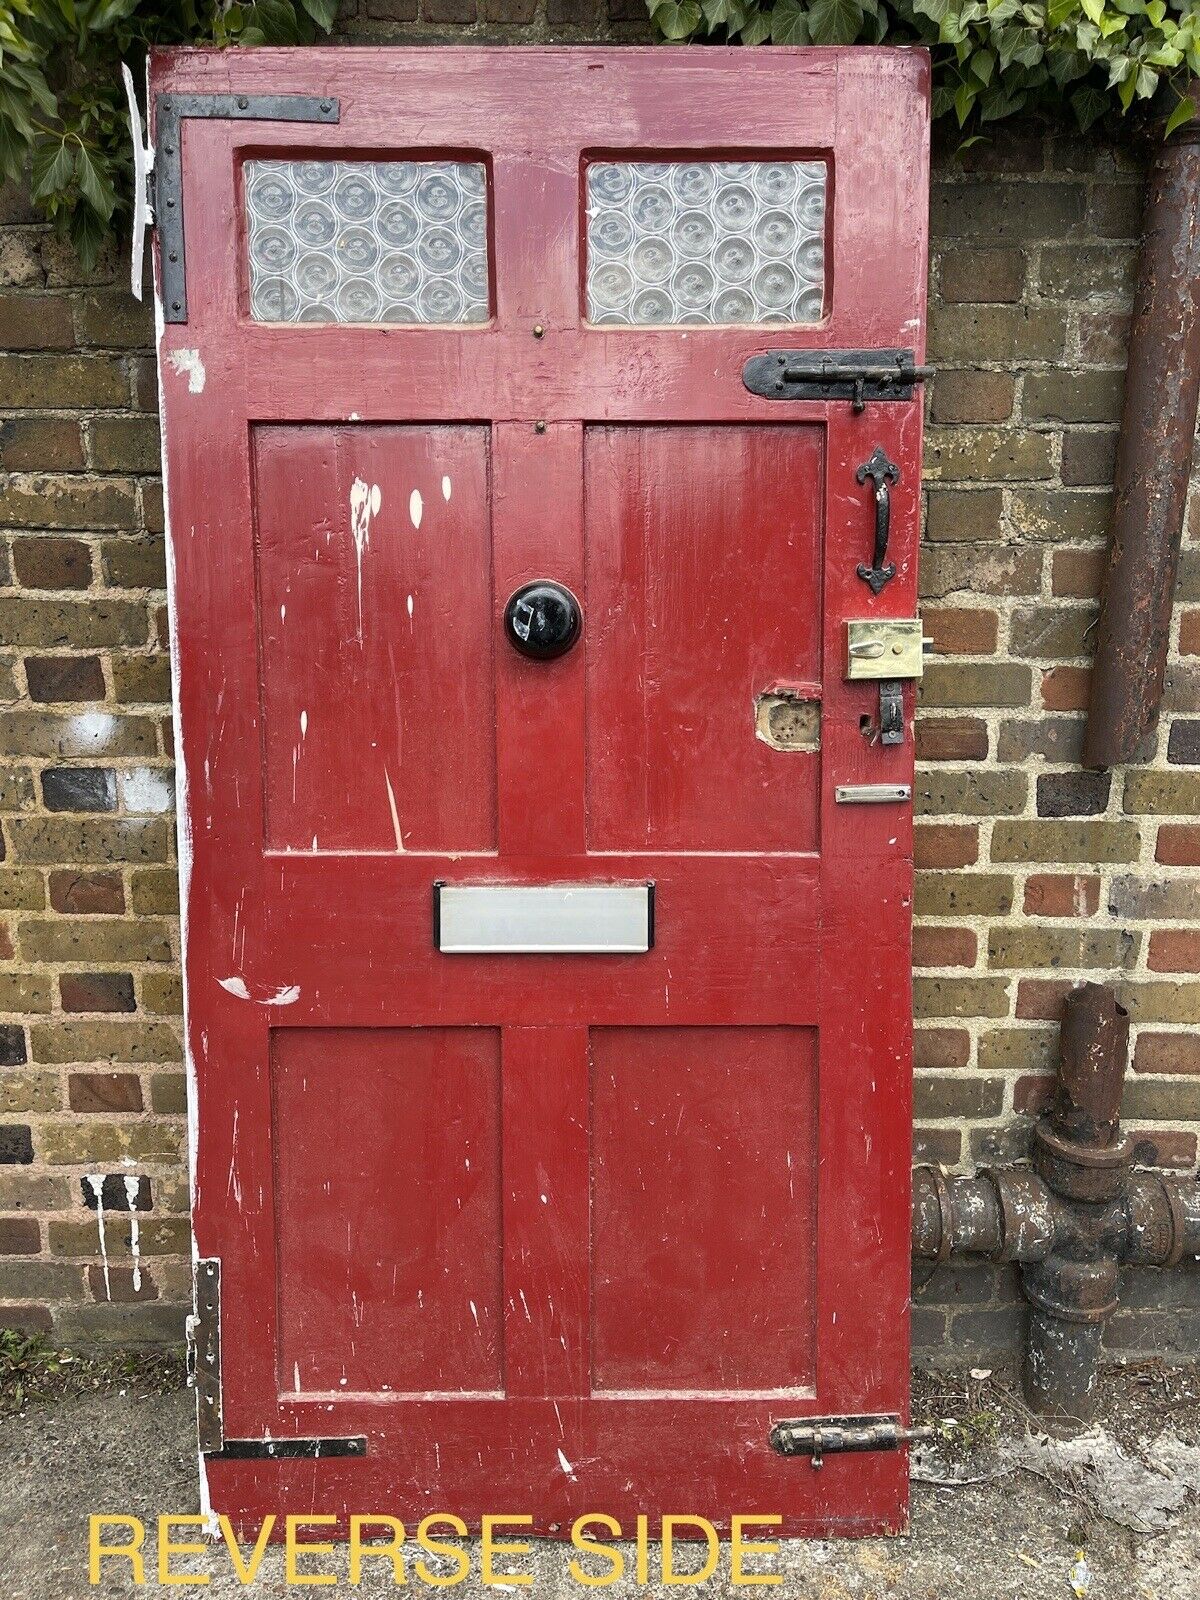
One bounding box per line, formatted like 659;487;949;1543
2;1366;1199;1598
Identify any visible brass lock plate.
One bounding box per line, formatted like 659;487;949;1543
846;618;926;682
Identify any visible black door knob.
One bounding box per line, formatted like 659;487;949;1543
504;581;582;660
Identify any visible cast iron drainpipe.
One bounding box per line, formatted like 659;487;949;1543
1084;89;1200;766
912;983;1200;1432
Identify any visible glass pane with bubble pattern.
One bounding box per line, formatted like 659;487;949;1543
245;160;490;324
586;160;826;326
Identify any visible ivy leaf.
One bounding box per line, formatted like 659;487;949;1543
651;0;703;35
970;45;996;83
954;80;976;124
68;200;107;271
1046;0;1074;27
1166;91;1197;137
739;10;773;41
75;141;117;219
247;0;306;43
931;82;958;117
0;117;28;183
30;137;75;200
702;0;747;27
771;0;811;43
808;0;865;44
88;0;142;27
299;0;340;26
1070;83;1109;129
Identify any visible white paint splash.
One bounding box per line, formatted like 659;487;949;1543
407;594;414;623
300;710;308;739
166;348;206;394
409;488;424;529
86;1174;111;1301
441;476;452;502
557;1448;576;1479
124;1175;142;1292
218;976;300;1006
384;769;405;852
349;478;382;644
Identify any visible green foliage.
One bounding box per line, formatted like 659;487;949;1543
647;0;1200;139
0;1;341;267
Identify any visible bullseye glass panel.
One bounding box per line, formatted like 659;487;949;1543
586;160;826;326
245;160;489;324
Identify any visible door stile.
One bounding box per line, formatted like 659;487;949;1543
813;403;918;1426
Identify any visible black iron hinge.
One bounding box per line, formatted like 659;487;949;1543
208;1436;368;1461
155;92;340;323
743;349;932;412
770;1414;933;1469
186;1257;223;1453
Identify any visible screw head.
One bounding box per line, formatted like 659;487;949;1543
535;420;546;434
171;301;181;312
319;101;331;114
237;96;248;109
533;323;545;338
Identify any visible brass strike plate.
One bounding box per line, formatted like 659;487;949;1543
846;618;926;682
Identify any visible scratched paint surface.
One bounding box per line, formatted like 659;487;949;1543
154;44;929;1537
584;424;822;852
253;425;495;853
591;1026;817;1392
272;1027;502;1395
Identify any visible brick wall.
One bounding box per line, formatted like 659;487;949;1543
1;10;1198;1356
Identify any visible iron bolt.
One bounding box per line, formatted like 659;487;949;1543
535;421;546;434
237;96;248;109
533;323;545;338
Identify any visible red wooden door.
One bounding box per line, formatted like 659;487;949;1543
153;45;929;1539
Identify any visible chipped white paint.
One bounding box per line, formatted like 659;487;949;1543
294;1362;302;1394
86;1175;111;1301
280;603;286;623
409;488;424;528
122;767;175;815
349;477;382;643
218;976;300;1006
124;1175;143;1292
407;593;414;623
557;1448;576;1479
384;769;405;852
441;475;452;502
300;709;308;739
167;347;206;394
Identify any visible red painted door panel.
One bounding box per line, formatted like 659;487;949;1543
152;45;929;1538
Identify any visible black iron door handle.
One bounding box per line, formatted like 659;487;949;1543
856;446;900;595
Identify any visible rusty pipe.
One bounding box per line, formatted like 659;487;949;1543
911;983;1200;1430
1084;92;1200;767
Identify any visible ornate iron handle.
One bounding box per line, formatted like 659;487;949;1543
856;446;900;595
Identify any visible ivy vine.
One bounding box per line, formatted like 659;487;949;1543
646;0;1200;141
0;2;340;266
